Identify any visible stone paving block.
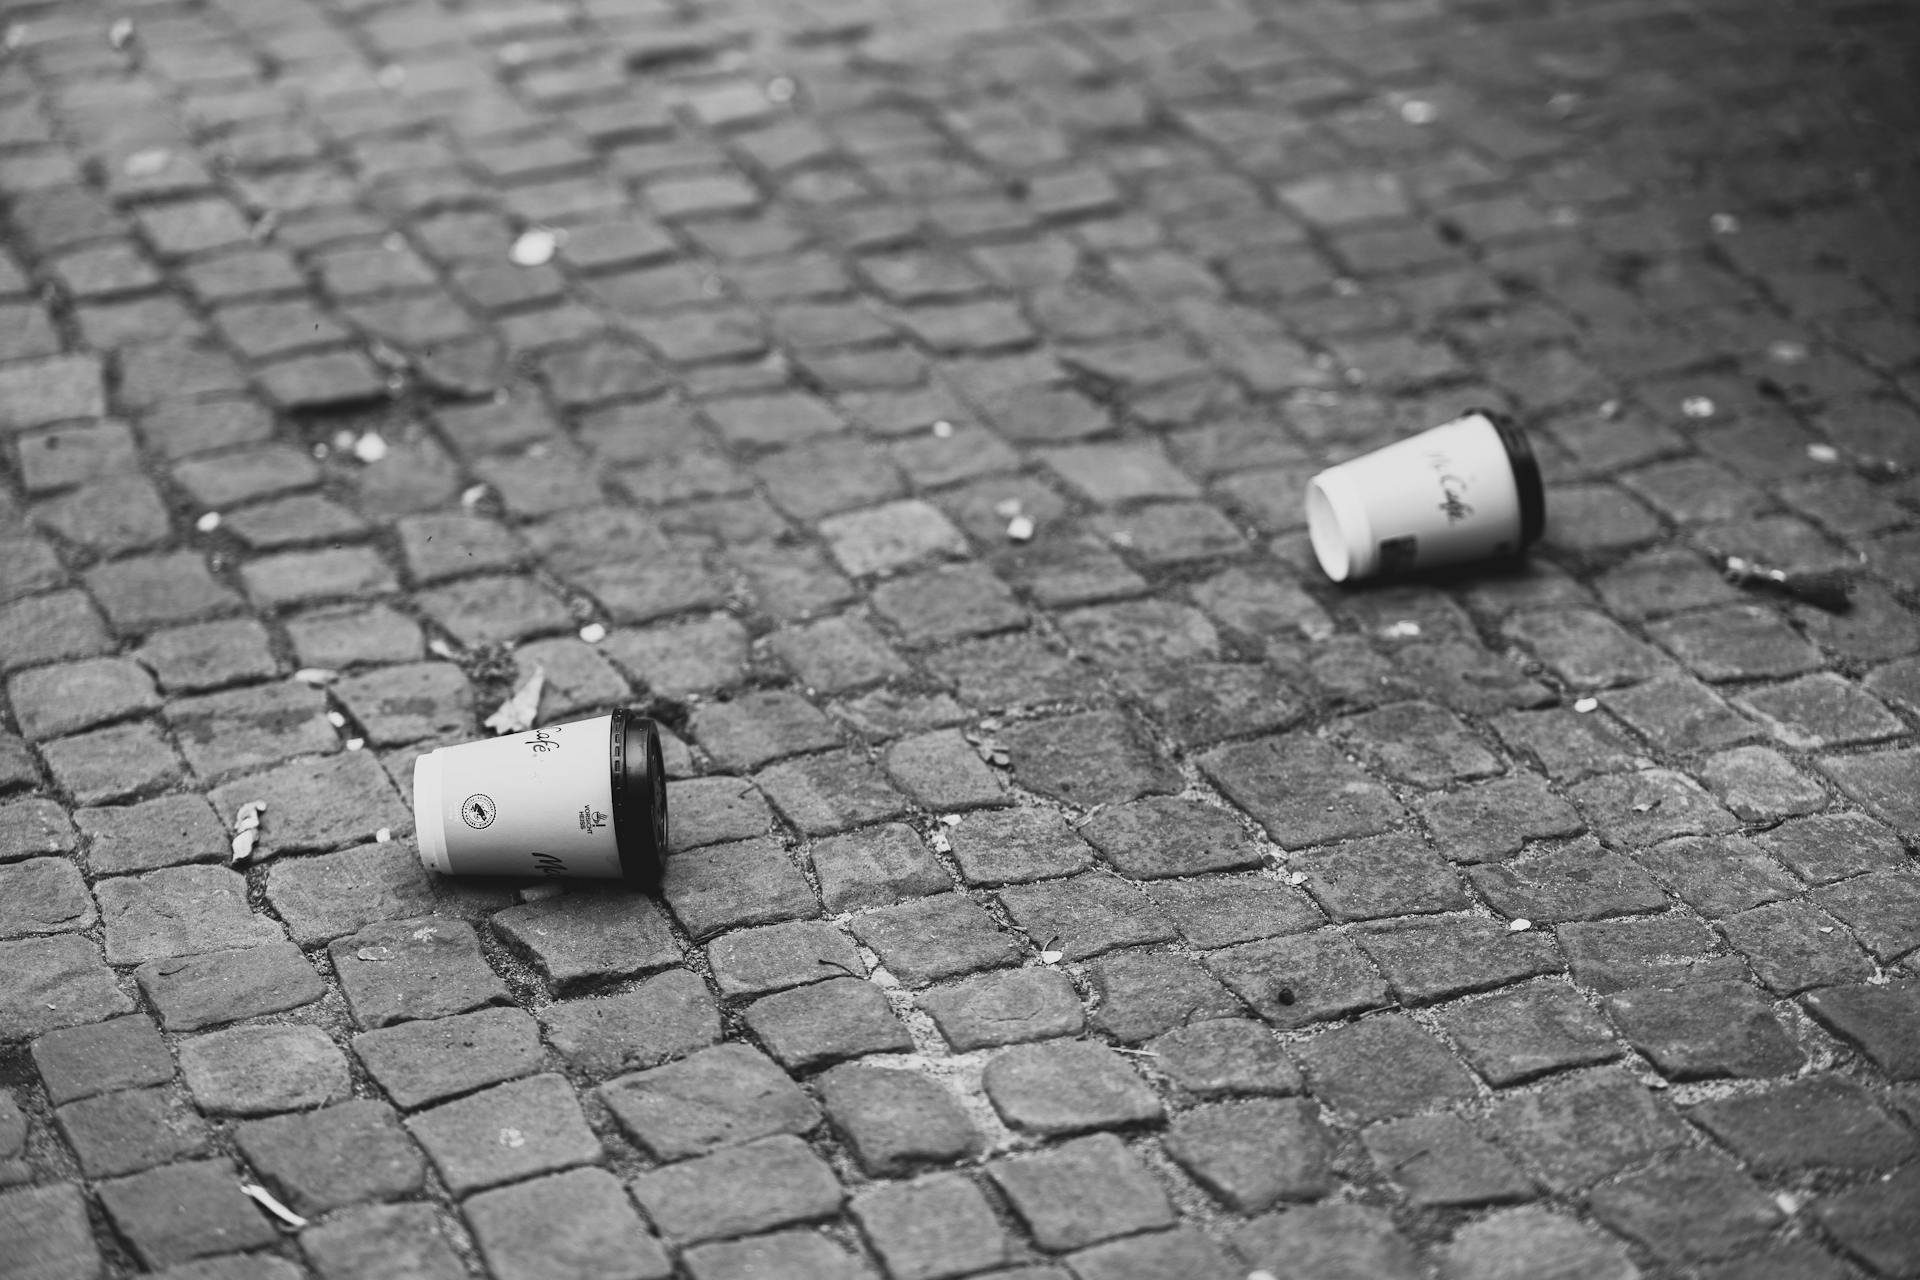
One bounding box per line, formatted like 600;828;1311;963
1650;605;1825;682
265;843;451;947
743;976;913;1071
817;1063;980;1177
407;1073;601;1196
1363;1112;1535;1208
689;691;842;773
1147;875;1323;949
944;807;1093;886
32;1015;171;1105
55;1086;210;1178
1818;868;1920;963
1560;912;1747;994
1630;833;1801;918
1817;747;1920;838
850;894;1021;987
928;632;1104;710
1086;949;1242;1043
2;933;134;1038
1064;1227;1240;1280
707;919;863;999
1698;745;1829;821
1587;1149;1781;1264
208;750;411;855
669;777;775;851
1438;984;1622;1086
1148;1018;1305;1099
0;1183;101;1280
997;874;1175;960
299;1201;469;1280
95;865;283;965
1600;673;1759;755
0;354;104;430
850;1174;1013;1280
1812;1162;1920;1280
1803;981;1920;1080
1720;897;1876;994
494;889;681;992
136;619;279;694
1606;980;1804;1079
1200;733;1403;850
0;592;115;677
353;1006;546;1110
1078;797;1264;879
1689;1074;1917;1174
982;1040;1161;1136
235;1099;425;1217
1292;832;1469;922
1001;710;1183;809
663;836;818;940
1492;1066;1689;1191
1491;706;1644;782
7;657;159;741
1436;1208;1639;1280
0;857;93;938
98;1159;279;1269
134;942;324;1032
466;1166;672;1280
1357;915;1562;1005
755;751;912;837
870;563;1026;643
810;823;951;911
1738;671;1905;748
1503;608;1670;689
883;729;1009;811
1294;1014;1478;1123
602;1041;819;1161
331;663;474;747
329;916;508;1029
682;1229;876;1280
43;720;187;805
1230;1203;1423;1280
918;968;1085;1051
631;1134;843;1245
989;1132;1176;1252
1163;1098;1333;1213
1415;773;1584;864
1469;840;1670;924
1204;929;1390;1030
0;798;76;864
1337;700;1504;789
177;1022;348;1117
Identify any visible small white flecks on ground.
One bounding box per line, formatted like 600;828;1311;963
374;828;392;843
931;419;954;438
1807;443;1841;464
1381;620;1421;639
1509;918;1533;933
195;512;221;533
484;666;545;735
510;227;559;266
240;1184;307;1230
1681;395;1716;419
579;622;607;644
229;801;266;864
123;148;170;177
1573;697;1599;713
1006;515;1035;542
352;432;389;463
1398;99;1437;124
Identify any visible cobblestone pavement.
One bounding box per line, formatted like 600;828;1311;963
3;0;1920;1275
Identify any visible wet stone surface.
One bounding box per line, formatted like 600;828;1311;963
1;0;1918;1275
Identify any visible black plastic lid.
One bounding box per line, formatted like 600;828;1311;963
1478;409;1546;548
608;710;667;888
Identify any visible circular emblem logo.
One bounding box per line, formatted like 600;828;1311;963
461;794;497;829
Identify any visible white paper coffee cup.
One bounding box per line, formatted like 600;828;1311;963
1305;410;1545;583
413;711;667;884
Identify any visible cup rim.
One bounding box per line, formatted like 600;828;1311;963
609;710;667;888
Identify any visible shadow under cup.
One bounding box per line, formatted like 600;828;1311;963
413;710;667;886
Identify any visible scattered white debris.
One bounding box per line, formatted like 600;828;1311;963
1806;443;1840;464
579;622;607;644
1681;395;1716;419
195;511;222;533
1819;925;1834;934
346;738;365;751
377;63;406;89
766;76;796;103
1286;871;1308;886
1250;1271;1280;1280
292;668;337;686
1108;529;1133;548
1573;696;1598;713
519;882;566;903
940;813;963;827
1039;935;1064;964
123;148;171;177
240;1183;307;1230
1380;620;1421;639
1598;399;1622;420
326;711;347;729
1774;1192;1801;1216
229;801;266;864
498;1128;527;1149
428;637;461;661
356;946;394;962
1508;918;1532;933
484;666;546;735
1006;514;1035;542
930;418;954;438
930;828;951;854
1709;212;1740;235
352;432;389;463
510;227;559;266
1631;800;1660;813
460;483;491;509
1398;99;1437;125
1768;340;1808;365
374;827;392;843
107;18;133;47
1868;970;1890;986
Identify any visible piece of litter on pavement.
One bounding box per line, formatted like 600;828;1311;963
484;666;546;735
352;432;389;463
1039;935;1064;964
930;829;951;853
229;801;266;864
509;227;559;266
357;946;395;962
428;637;460;660
1287;871;1308;886
498;1128;527;1149
940;813;963;826
1573;696;1598;713
766;76;796;102
579;622;607;643
326;711;347;728
346;738;365;751
374;827;392;842
1508;918;1532;933
1767;340;1808;364
1631;799;1661;813
195;511;221;533
292;667;337;686
993;497;1023;518
931;419;954;438
1249;1270;1280;1280
1398;99;1437;124
1381;620;1421;639
1806;443;1840;463
1681;395;1716;419
230;829;258;863
1006;514;1035;542
460;483;491;508
240;1183;307;1230
123;148;171;177
108;18;133;46
1709;212;1740;234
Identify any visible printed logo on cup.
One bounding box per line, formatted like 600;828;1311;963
462;794;496;829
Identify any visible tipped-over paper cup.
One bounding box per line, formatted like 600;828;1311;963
413;711;667;884
1306;410;1545;583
